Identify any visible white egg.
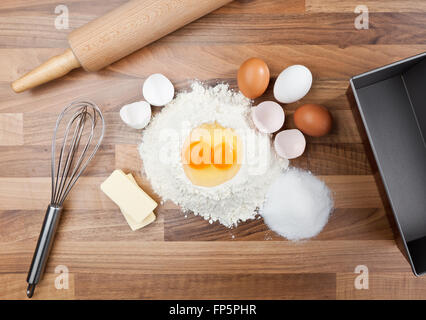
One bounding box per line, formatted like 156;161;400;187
274;129;306;159
251;101;285;133
273;65;312;104
142;73;175;106
120;101;151;129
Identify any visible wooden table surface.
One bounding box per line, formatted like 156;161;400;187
1;0;426;300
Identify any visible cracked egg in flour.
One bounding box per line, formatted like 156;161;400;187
182;123;243;187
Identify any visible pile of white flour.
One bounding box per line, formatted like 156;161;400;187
139;82;288;227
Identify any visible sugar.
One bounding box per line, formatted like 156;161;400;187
260;168;333;240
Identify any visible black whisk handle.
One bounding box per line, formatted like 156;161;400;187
26;204;63;298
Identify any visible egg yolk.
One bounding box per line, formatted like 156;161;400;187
182;123;242;187
183;141;211;169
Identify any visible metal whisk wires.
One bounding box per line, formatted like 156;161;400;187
26;100;104;298
50;101;105;206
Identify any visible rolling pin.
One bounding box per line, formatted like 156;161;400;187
11;0;232;93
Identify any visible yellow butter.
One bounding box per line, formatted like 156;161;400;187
124;174;156;231
101;169;157;224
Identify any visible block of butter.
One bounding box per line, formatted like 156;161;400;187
101;169;157;225
124;174;156;231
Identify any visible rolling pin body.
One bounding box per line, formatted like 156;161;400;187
12;0;232;92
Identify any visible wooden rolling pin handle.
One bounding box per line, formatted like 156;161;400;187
11;49;81;93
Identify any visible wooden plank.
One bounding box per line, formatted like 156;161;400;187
1;13;425;48
0;174;382;211
0;113;23;145
89;44;426;79
117;142;372;177
0;175;382;211
23;112;141;145
164;208;393;241
108;13;426;46
304;143;372;175
218;0;305;14
115;144;142;174
0;273;75;299
75;272;335;299
307;0;426;13
2;45;426;84
0;208;164;243
0;177;109;211
336;272;426;299
0;0;304;16
0;241;410;274
114;144;165;204
0;0;124;14
0;145;115;177
21;110;360;147
0;77;378;119
0;78;139;114
321;175;383;208
320;208;392;240
0;77;352;114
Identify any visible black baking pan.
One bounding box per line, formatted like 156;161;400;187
347;52;426;276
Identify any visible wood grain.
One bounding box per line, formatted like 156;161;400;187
164;208;392;241
0;145;115;177
1;13;426;48
3;45;426;85
0;0;424;299
306;0;426;13
19;110;361;146
0;273;75;300
0;175;382;211
336;272;426;299
76;273;336;299
0;241;411;275
0;208;165;243
115;142;373;177
0;113;23;145
11;48;80;92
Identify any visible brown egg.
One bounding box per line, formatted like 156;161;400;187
237;58;270;99
294;104;332;137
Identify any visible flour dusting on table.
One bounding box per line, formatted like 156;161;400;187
139;82;288;227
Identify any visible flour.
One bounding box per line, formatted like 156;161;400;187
139;82;288;227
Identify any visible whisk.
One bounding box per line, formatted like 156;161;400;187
26;101;105;298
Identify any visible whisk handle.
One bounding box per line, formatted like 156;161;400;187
26;204;63;298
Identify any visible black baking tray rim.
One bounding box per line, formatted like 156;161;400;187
348;51;426;276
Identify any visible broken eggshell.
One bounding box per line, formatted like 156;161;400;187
251;101;285;134
274;129;306;159
142;73;175;107
120;101;152;129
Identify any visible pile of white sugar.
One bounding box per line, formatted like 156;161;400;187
139;82;288;227
260;168;333;240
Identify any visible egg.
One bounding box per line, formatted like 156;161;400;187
120;101;151;129
273;65;312;103
294;104;332;137
182;123;243;187
142;73;175;106
251;101;285;133
274;129;306;159
237;58;270;99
